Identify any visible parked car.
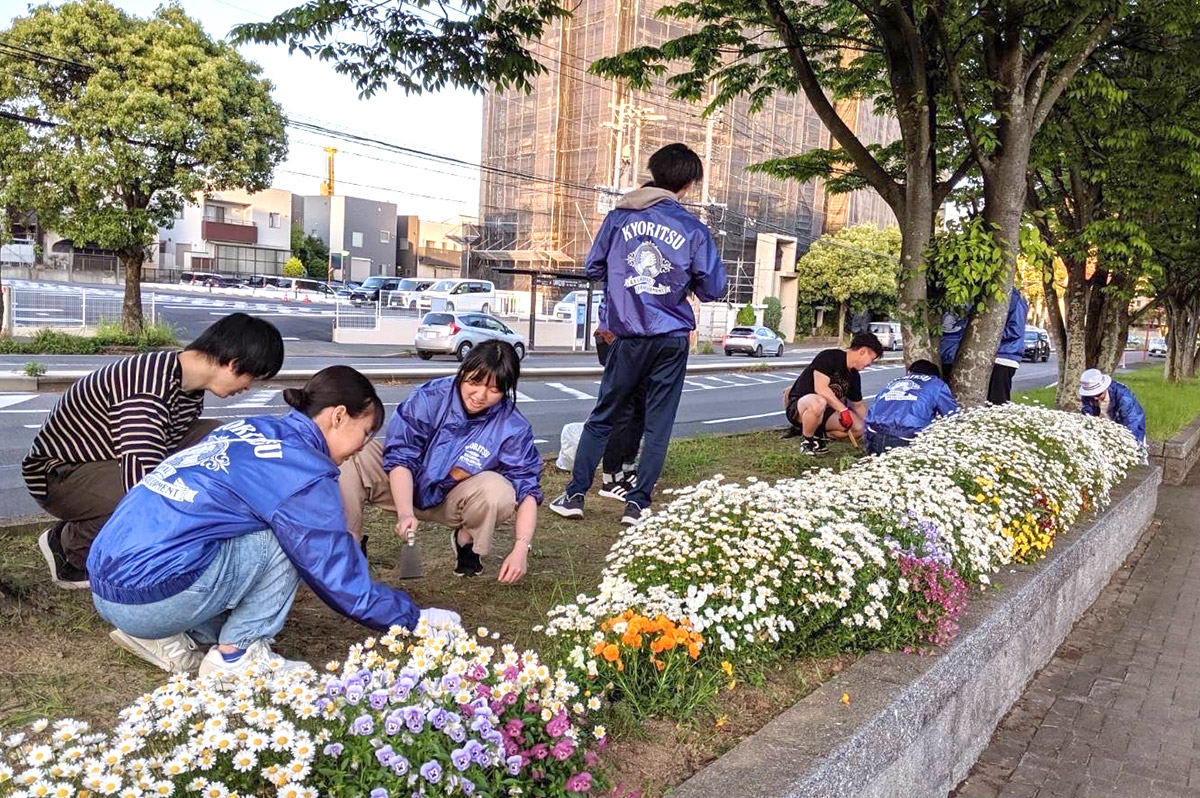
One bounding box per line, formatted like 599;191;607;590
869;321;904;351
180;271;240;287
414;312;527;361
267;277;337;298
349;276;404;305
553;290;603;320
723;326;784;358
417;279;497;314
1148;338;1168;358
386;278;438;310
1022;327;1051;362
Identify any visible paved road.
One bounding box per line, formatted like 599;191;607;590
0;357;1061;521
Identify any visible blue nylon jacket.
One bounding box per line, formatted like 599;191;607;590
866;373;959;439
1082;380;1146;444
584;192;727;338
939;289;1028;364
87;411;420;631
382;377;543;510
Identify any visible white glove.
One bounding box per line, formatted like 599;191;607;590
419;607;461;627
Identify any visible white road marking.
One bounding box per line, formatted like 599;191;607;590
703;410;785;425
546;382;595;400
0;394;37;410
226;390;279;409
515;390;538;403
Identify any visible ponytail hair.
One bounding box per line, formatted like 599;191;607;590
283;366;385;433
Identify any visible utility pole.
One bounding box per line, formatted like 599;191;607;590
700;83;722;223
630;104;667;188
320;147;337;196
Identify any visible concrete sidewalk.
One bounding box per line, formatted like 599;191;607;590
953;465;1200;798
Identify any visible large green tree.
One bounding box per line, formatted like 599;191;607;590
291;222;330;281
794;224;901;344
0;0;287;332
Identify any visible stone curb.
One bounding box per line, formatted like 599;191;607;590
670;465;1162;798
1148;413;1200;486
0;513;53;537
0;355;904;391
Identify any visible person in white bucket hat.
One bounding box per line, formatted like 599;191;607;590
1079;368;1146;446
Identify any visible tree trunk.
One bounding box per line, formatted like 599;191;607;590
1165;294;1200;380
953;135;1031;406
121;250;145;335
836;300;848;346
896;175;936;366
1054;266;1088;412
1095;284;1130;376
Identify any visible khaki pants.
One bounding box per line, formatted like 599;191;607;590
38;417;223;569
338;439;516;556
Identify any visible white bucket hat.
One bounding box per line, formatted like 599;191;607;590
1079;368;1112;397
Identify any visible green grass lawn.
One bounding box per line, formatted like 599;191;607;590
1016;366;1200;441
0;429;860;795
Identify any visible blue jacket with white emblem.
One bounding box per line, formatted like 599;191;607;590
584;187;727;338
382;376;543;510
1082;379;1146;444
866;373;959;439
87;411;420;631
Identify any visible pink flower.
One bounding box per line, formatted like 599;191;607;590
529;743;549;761
564;772;593;793
551;738;576;761
583;751;599;767
504;719;525;739
545;712;570;739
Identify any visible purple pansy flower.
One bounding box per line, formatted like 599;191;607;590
375;745;397;767
441;675;461;693
447;725;467;744
564;772;593;793
402;706;425;734
391;756;410;777
419;760;442;784
506;755;523;776
384;713;403;736
460;781;476;796
350;714;374;736
368;690;389;711
370;789;387;798
345;685;365;705
428;708;449;730
324;679;344;697
450;748;471;772
322;743;344;757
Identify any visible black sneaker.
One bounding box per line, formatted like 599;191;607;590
801;437;830;456
549;492;585;519
451;531;483;578
620;502;643;527
598;471;637;501
37;527;90;590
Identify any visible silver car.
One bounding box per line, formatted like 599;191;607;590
414;312;528;361
723;326;785;357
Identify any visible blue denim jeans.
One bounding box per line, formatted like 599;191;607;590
866;430;913;456
92;530;300;650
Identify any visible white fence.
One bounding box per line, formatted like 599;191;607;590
4;285;163;331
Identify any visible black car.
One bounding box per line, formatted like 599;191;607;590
1023;328;1051;362
349;276;404;305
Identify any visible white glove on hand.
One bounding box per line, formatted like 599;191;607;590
419;607;461;627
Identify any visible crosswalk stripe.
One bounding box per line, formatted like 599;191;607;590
515;390;538;403
0;394;37;410
546;382;595;400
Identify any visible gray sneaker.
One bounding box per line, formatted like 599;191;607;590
110;630;204;673
38;528;89;590
549;492;585;519
620;502;643;527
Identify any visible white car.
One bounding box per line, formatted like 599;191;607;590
1148;338;1168;358
869;321;904;351
386;278;437;310
553;290;603;320
418;278;497;314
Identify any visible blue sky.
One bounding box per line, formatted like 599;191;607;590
1;0;484;222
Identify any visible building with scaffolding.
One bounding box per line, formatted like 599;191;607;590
476;0;897;305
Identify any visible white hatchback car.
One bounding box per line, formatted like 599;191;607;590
418;278;497;314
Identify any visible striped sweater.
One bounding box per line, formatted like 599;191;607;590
23;351;205;500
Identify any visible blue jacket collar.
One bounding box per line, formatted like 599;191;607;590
280;409;332;459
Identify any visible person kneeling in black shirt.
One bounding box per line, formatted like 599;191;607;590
783;332;884;454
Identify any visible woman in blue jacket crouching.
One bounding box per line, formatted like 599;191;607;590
88;366;459;678
340;340;542;583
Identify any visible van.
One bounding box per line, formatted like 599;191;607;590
418;278;497;314
386;278;438;310
870;321;903;351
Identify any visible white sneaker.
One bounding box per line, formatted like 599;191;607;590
110;630;204;673
197;641;309;680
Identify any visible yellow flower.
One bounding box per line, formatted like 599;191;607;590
720;661;734;678
842;692;851;705
714;715;728;729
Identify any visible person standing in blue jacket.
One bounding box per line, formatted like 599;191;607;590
550;143;728;527
87;366;459;678
1079;369;1147;445
592;294;644;501
939;287;1028;404
865;359;959;454
339;340;543;582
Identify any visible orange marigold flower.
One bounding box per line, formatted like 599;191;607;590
601;644;621;663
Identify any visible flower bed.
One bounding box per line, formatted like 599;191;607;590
541;404;1142;717
0;405;1144;797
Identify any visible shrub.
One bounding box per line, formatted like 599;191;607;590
283;257;307;278
763;296;783;335
735;303;756;326
22;361;46;377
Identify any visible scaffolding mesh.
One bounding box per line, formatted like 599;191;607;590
479;0;898;302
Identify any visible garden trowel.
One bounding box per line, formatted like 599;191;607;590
398;531;423;579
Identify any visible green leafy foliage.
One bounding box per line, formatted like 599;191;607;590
22;362;46;377
795;225;901;314
291;224;330;280
763;296;783;335
736;303;756;326
0;0;287;331
283;257;307;278
0;321;178;355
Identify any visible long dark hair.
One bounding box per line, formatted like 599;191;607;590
282;366;385;432
455;339;521;405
